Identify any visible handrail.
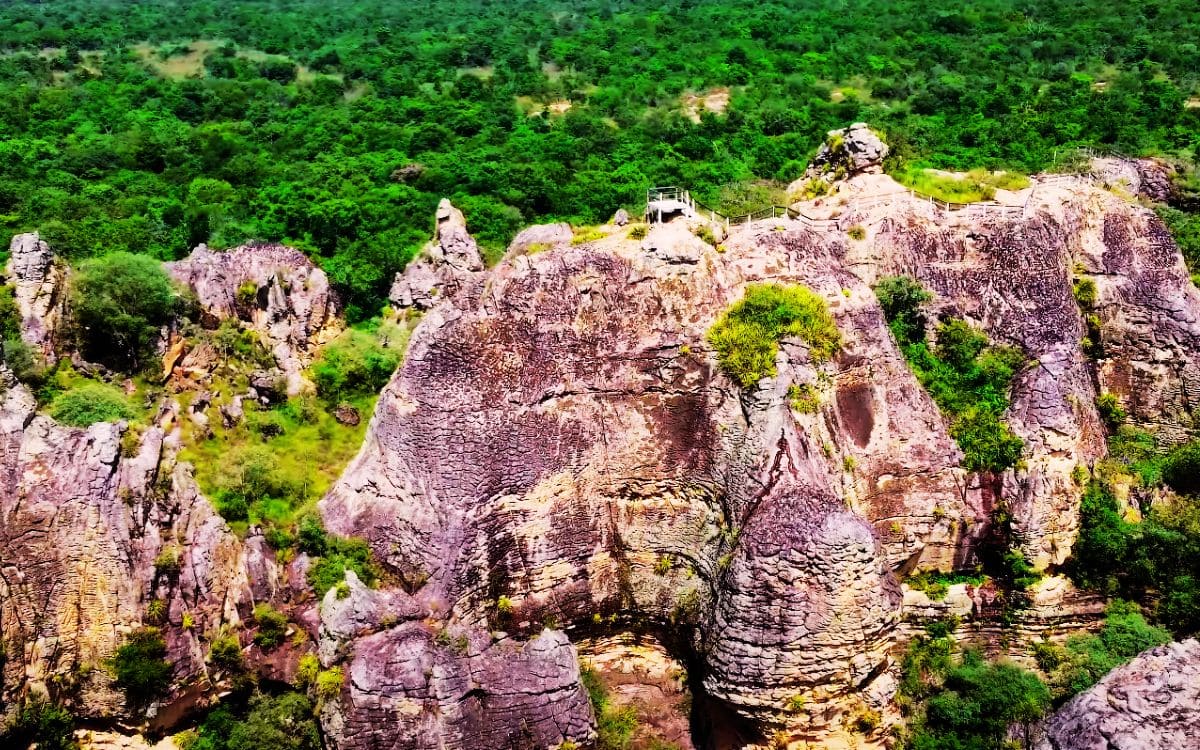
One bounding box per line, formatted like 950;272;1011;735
649;147;1124;230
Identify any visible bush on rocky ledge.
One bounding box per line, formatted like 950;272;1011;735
707;282;841;388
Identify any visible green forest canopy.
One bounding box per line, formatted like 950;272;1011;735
1;0;1198;318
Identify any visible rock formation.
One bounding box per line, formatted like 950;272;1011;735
1033;639;1200;750
790;122;889;195
388;199;485;310
319;162;1200;748
167;243;342;394
5;133;1200;750
5;232;66;354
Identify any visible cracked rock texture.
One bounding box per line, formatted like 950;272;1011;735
0;367;285;723
321;170;1200;748
5;232;66;354
168;243;342;394
1033;639;1200;750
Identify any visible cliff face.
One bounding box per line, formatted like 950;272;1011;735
0;373;253;718
3;156;1199;750
319;170;1200;748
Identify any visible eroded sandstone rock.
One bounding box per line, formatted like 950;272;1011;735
168;243;342;394
320;172;1200;748
5;232;66;353
388;199;485;311
1033;639;1200;750
0;373;286;724
790;122;889;195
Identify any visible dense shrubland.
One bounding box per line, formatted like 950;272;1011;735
2;0;1198;317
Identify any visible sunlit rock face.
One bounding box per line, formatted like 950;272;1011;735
320;169;1200;748
1032;639;1200;750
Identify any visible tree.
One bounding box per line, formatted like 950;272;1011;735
70;253;177;371
112;627;172;704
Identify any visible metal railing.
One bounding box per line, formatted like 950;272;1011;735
646;148;1126;231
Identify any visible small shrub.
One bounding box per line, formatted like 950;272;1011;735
146;598;167;623
316;667;343;701
3;699;77;750
707;283;841;388
307;534;378;597
295;654;320;689
209;633;244;672
785;694;806;713
692;225;717;246
788;383;820;414
49;383;135;426
252;604;288;650
1163;440;1200;495
873;276;933;346
1095;392;1126;430
496;595;514;616
653;555;672;575
153;546;181;575
627;224;648;240
847;225;867;241
1073;277;1098;309
112;627;172;704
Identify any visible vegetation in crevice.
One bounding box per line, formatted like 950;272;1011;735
180;316;411;541
896;623;1051;750
1068;476;1200;636
707;283;840;389
1032;601;1170;702
874;276;1025;473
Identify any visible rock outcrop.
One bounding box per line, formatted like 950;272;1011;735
1033;639;1200;750
388;199;485;310
319;165;1200;748
0;372;260;718
1090;156;1177;203
5;232;66;353
168;243;342;394
790;122;889;195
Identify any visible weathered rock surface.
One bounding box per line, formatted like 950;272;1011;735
5;232;66;353
388;199;485;311
320;167;1200;748
0;369;296;724
505;222;574;257
1090;156;1177;203
168;243;342;394
790;122;889;194
1033;639;1200;750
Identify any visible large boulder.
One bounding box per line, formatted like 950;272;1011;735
790;122;889;195
1034;639;1200;750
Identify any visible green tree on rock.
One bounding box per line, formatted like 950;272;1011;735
70;252;177;372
